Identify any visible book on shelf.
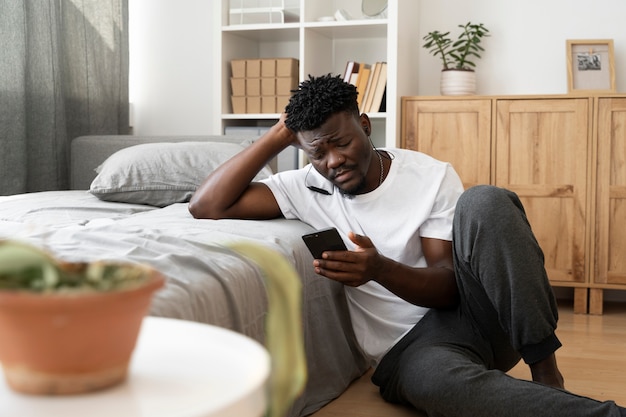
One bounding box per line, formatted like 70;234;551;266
349;71;359;86
342;61;360;83
359;62;376;112
355;64;371;110
362;62;381;113
377;86;386;112
368;62;387;113
340;60;387;113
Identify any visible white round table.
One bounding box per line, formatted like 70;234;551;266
0;317;270;417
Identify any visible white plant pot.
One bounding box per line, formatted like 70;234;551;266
440;70;476;96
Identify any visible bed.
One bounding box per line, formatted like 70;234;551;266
0;135;369;416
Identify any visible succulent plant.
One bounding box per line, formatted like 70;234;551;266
0;240;150;293
423;22;490;70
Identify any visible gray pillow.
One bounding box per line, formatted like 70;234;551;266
90;141;273;207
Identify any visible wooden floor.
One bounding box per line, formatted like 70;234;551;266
311;300;626;417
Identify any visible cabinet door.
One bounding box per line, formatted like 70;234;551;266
595;98;626;285
495;99;590;284
401;98;492;188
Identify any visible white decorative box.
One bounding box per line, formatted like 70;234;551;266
229;0;300;25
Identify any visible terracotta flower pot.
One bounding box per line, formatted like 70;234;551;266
0;266;164;395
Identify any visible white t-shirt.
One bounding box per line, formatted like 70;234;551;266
261;148;464;364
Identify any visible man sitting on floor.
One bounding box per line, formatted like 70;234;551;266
189;74;626;417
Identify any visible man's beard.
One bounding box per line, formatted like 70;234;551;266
337;176;367;197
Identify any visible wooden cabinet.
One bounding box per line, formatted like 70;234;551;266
495;98;590;287
401;98;491;189
402;94;626;314
592;97;626;313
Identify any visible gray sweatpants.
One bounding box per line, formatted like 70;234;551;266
371;185;625;417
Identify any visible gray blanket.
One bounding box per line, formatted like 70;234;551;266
0;190;368;416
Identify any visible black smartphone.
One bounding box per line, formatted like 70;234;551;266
302;227;347;259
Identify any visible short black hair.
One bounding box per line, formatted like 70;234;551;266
284;74;359;132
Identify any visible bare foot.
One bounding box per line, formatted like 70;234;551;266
529;353;565;389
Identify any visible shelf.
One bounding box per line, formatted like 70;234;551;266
222;113;281;119
222;24;299;43
222;20;387;41
303;20;388;38
363;112;386;118
223;22;300;32
219;1;422;149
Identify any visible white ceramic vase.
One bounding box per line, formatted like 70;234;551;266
440;69;476;96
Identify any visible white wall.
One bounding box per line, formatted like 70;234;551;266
418;0;626;95
129;0;220;136
129;0;626;134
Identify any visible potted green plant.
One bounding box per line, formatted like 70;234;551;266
0;240;164;395
422;22;490;95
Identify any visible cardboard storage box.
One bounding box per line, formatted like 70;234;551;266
276;76;298;95
276;58;298;77
231;59;246;78
261;78;276;96
231;96;246;113
231;78;246;96
261;96;276;113
246;59;261;78
246;96;261;113
261;59;276;77
277;95;290;112
229;57;298;114
245;78;261;96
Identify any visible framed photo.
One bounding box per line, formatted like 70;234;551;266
566;39;616;93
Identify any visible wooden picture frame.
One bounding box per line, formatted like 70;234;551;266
566;39;616;93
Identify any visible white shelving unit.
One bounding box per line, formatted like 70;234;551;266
218;0;420;149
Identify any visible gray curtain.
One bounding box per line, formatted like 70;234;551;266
0;0;129;194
